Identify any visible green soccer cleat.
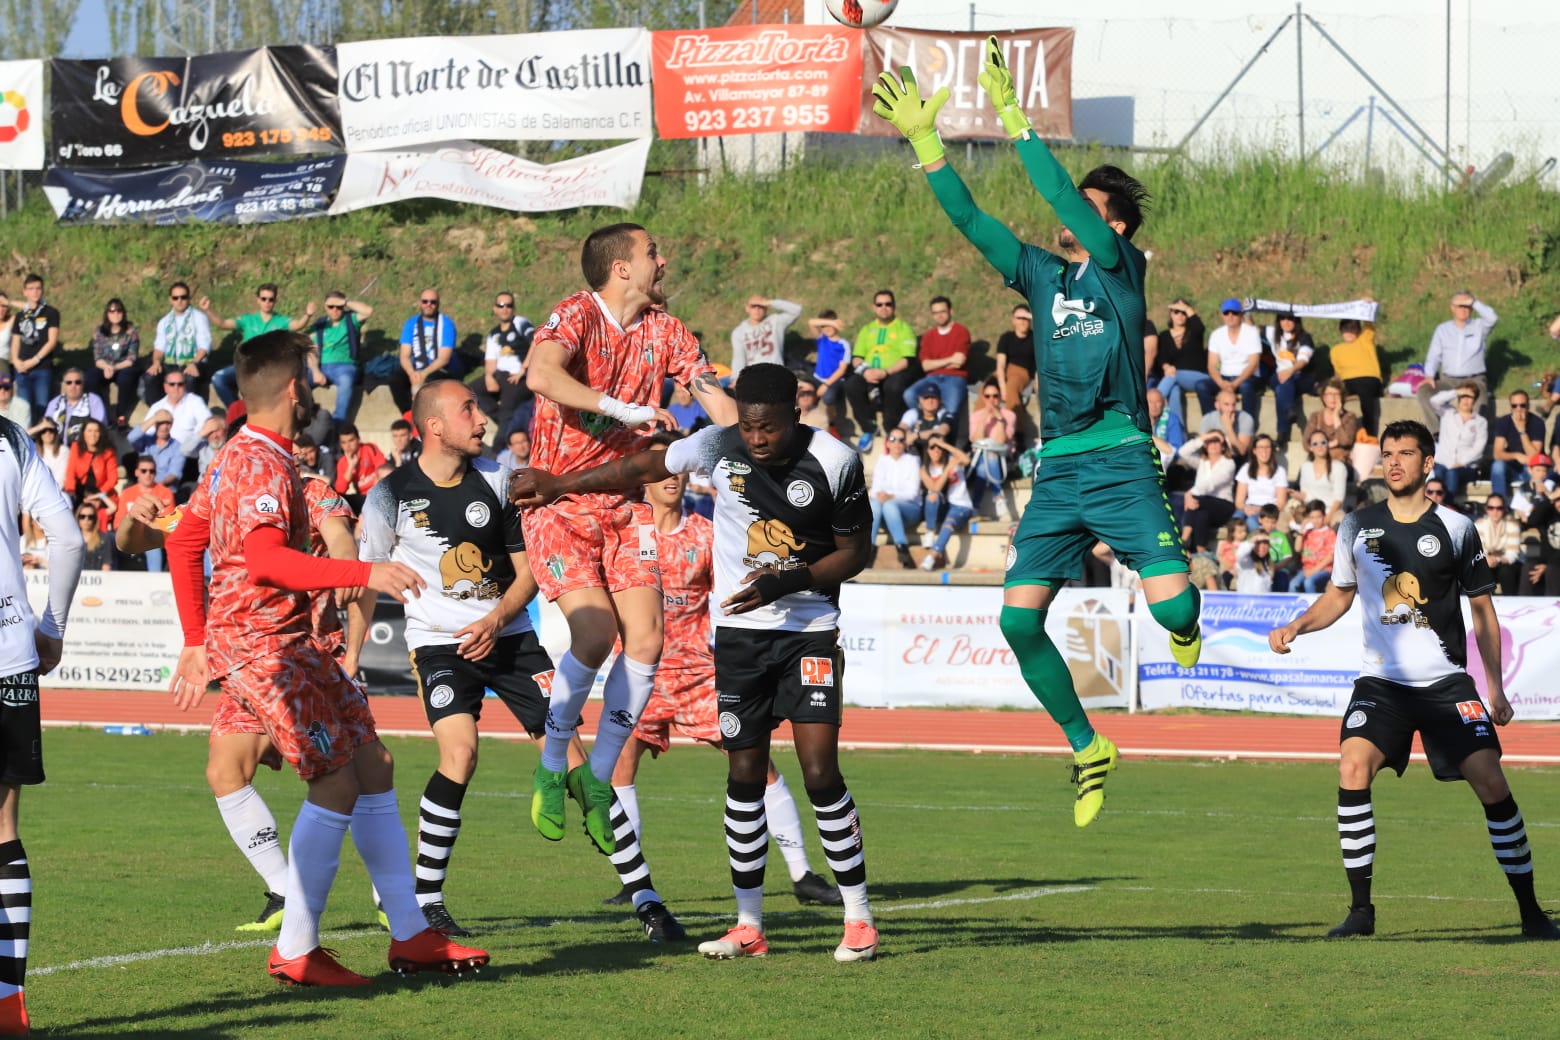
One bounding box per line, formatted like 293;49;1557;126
1169;624;1202;668
235;890;285;933
1071;734;1119;828
566;764;616;855
531;762;567;842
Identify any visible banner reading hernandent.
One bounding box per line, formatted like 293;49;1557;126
336;29;652;151
42;155;345;226
856;27;1073;141
651;25;862;139
49;46;341;167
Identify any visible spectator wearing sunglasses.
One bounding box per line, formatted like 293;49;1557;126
204;283;316;407
75;504;114;572
1154;298;1212;420
1207;298;1266;422
145;281;212;404
115;454;176;571
36;367;105;447
1489;390;1544;500
394;288;458;414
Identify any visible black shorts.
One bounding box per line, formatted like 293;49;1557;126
0;669;43;786
713;628;843;752
411;632;557;735
1341;673;1502;782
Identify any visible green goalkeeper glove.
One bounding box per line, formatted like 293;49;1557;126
978;35;1032;140
871;66;949;167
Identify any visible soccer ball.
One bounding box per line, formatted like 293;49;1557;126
824;0;899;29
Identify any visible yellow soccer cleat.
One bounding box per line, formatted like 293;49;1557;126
1169;624;1202;668
1071;734;1119;828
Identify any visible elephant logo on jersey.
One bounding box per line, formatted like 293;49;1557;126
1379;572;1430;628
743;518;806;570
1050;292;1104;340
440;542;498;600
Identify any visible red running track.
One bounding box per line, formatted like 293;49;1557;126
45;689;1560;765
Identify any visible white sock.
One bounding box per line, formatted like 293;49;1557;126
541;651;599;773
275;801;350;959
839;883;872;925
215;785;289;894
613;783;641;841
589;655;657;782
735;886;764;931
764;774;811;883
350;790;426;941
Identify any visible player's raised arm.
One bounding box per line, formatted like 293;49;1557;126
509;448;674;508
872;67;1022;283
980;36;1122;270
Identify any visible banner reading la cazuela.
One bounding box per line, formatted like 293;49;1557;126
336;28;652;151
49;46;341;167
856;27;1074;141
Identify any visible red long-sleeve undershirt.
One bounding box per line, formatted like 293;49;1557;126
168;505;371;647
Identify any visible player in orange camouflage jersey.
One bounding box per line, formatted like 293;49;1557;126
521;222;737;854
165;330;486;986
604;432;841;908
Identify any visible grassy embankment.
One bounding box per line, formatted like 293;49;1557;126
6;148;1559;394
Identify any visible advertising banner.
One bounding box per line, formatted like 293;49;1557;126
651;24;862;139
49;46;341;167
43;155;346;226
330;138;650;216
336;29;652;150
857;27;1073;141
838;584;1132;710
0;60;44;170
24;571;179;691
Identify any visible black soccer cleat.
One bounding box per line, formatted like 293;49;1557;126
420;900;474;937
637;900;687;943
602;885;633;906
793;871;844;906
1521;910;1560;940
236;890;286;933
1326;904;1375;938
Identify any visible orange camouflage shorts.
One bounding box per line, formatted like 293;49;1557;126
209;639;377;781
522;495;660;604
632;664;720;753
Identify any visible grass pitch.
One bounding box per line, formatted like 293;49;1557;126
23;729;1560;1038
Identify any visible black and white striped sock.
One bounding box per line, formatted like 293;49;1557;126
609;790;661;910
1337;787;1375;909
0;840;29;1002
415;771;467;907
725;780;768;928
1484;794;1542;918
811;781;870;923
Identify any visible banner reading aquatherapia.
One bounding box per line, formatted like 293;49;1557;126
330;139;651;215
49;47;341;167
337;29;652;151
857;27;1073;141
651;25;862;139
0;60;44;170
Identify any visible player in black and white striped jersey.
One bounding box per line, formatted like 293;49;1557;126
510;363;880;962
1270;419;1560;940
358;379;686;942
0;415;85;1033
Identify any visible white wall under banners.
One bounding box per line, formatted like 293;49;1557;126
28;570;1560;720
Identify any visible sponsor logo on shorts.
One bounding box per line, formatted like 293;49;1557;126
787;480;815;507
1417;535;1441;558
719;711;741;738
429;684;454;709
1345;710;1367;729
465;501;491;528
1005;544;1018;571
800;656;834;687
532;670;555;696
810;690;827;707
0;681;38;706
307;721;333;755
1475;724;1490;736
1456;700;1490;724
255;494;280;515
546;554;565;581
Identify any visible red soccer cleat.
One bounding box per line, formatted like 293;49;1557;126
388;928;490;976
0;991;29;1036
268;946;371;987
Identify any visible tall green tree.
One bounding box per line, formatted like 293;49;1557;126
1;0;82;59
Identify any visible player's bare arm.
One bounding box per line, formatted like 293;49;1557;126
1268;582;1358;654
1468;593;1513;724
526;339;675;431
452;550;532;662
689;370;738;425
169;644;211;711
115;494;171;555
509;448;674;508
722;527;873;616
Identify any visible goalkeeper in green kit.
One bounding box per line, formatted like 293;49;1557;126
873;39;1203;827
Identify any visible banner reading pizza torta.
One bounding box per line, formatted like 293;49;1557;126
49;46;341;167
856;27;1073;141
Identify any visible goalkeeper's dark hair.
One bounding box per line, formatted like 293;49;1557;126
733;363;797;407
1078;164;1150;240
